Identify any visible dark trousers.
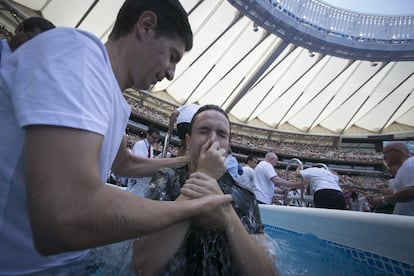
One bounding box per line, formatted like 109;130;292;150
314;189;347;210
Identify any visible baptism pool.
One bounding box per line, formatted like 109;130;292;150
90;190;414;275
261;205;414;276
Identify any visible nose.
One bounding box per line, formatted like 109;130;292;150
208;131;222;144
165;64;176;81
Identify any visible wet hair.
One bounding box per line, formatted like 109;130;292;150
108;0;193;51
20;17;55;33
189;104;230;139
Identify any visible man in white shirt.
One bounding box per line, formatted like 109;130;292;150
131;126;160;158
368;142;414;216
253;152;301;204
238;154;258;191
128;126;161;189
0;1;231;274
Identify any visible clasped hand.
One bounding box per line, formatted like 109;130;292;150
181;172;231;232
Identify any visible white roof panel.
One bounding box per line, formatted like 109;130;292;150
2;0;413;137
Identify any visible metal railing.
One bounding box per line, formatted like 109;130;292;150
270;0;414;42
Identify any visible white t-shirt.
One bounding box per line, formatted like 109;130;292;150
238;166;255;191
299;167;342;194
253;161;277;204
131;138;153;158
225;154;239;181
0;39;12;66
0;27;131;274
392;156;414;216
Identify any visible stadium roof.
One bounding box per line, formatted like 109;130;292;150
1;0;413;138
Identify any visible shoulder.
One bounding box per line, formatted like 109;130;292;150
243;166;254;173
16;27;106;63
147;168;186;200
302;167;316;174
133;139;145;147
35;27;102;48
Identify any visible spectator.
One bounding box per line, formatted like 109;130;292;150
128;126;161;189
0;17;55;66
238;154;258;191
225;148;242;181
174;103;201;156
132;104;277;275
0;1;232;274
294;164;346;210
368;142;414;216
253;152;301;204
131;126;160;158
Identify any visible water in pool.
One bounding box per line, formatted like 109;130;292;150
87;223;400;275
265;224;409;276
87;182;408;275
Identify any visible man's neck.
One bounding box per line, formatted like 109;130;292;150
105;39;129;91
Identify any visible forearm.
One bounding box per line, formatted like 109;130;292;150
383;187;414;203
225;209;278;275
133;195;191;275
113;155;187;177
274;177;297;188
29;184;210;255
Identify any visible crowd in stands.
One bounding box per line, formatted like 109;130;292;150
123;97;390;203
0;24;12;39
125;97;383;163
230;133;382;162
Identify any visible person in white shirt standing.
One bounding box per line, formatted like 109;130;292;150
128;126;161;190
238;154;258;191
368;142;414;216
254;152;301;204
131;126;160;158
0;1;232;274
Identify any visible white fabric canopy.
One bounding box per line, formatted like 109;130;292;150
1;0;413;137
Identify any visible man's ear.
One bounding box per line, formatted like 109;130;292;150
136;10;157;38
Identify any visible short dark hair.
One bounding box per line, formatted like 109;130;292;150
246;155;257;162
189;104;230;140
177;122;190;140
108;0;193;51
147;126;160;136
21;17;55;33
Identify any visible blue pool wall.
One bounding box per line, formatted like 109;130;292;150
259;205;414;266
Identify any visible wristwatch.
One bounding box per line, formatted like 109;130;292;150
381;195;388;205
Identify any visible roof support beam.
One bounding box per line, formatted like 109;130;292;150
0;0;29;21
225;39;289;113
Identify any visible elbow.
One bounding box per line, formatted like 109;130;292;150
33;239;63;256
32;226;67;256
30;214;79;256
111;160;126;176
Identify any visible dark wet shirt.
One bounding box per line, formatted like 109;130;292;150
145;166;264;276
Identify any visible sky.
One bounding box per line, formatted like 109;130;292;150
323;0;414;15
